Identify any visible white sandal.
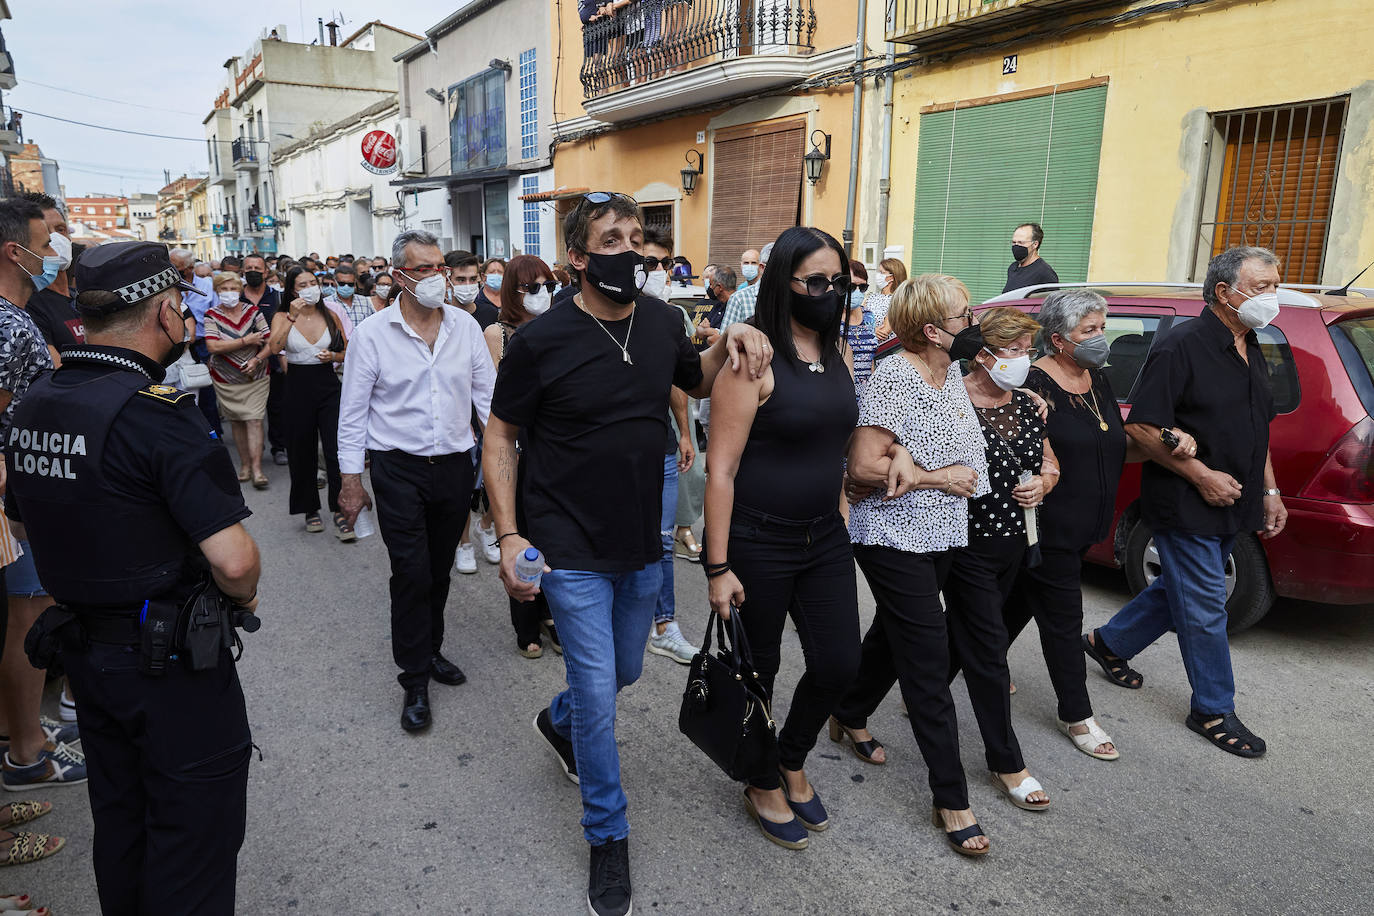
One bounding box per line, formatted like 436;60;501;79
1057;717;1120;761
989;771;1050;811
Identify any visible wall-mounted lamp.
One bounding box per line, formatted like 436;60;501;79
804;130;831;186
489;58;513;74
681;149;704;196
425;88;445;103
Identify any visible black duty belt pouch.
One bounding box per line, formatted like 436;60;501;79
678;608;779;782
25;605;78;674
140;577;237;676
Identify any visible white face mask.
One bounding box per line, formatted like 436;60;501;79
523;287;551;316
269;283;284;292
217;291;241;308
373;285;391;299
298;285;322;305
876;272;890;289
453;283;480;305
984;349;1031;390
642;269;669;301
49;232;73;271
410;274;449;309
1226;287;1280;330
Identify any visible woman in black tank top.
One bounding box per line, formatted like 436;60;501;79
702;227;861;850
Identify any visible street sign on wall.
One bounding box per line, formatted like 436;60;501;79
361;129;399;175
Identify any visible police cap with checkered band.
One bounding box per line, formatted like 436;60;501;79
72;241;198;316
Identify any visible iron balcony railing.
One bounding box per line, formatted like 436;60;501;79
581;0;816;99
887;0;1122;44
231;137;257;163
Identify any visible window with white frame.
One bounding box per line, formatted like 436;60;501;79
519;49;537;160
522;176;540;257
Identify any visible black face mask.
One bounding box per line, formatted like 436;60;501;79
791;289;843;333
1011;244;1030;263
244;270;264;287
584;250;646;305
944;323;984;361
158;303;187;369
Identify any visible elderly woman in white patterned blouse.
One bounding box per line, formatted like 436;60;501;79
829;274;995;857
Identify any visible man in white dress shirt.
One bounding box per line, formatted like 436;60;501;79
337;229;496;733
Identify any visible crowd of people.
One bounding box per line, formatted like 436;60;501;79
0;186;1288;916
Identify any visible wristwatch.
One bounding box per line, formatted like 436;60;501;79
1263;488;1281;497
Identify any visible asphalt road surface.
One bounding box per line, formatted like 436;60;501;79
28;459;1374;914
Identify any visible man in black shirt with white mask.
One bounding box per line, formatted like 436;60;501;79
1086;246;1286;759
1002;222;1059;293
483;192;771;916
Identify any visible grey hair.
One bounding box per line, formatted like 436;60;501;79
713;265;738;290
1203;246;1280;307
168;247;194;265
392;230;439;269
1038;288;1108;344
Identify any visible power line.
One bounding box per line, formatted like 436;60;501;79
18;79;204;116
14;108;204;142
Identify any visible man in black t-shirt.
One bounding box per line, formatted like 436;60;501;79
483;193;770;916
21;191;82;362
1003;222;1060;293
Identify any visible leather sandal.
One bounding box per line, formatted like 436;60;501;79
1057;717;1120;761
931;807;989;857
742;789;808;850
0;896;50;914
0;832;64;866
828;716;885;765
989;772;1050;811
1082;630;1143;688
673;528;702;562
332;512;356;542
0;802;50;830
1185;711;1266;758
251;473;270;490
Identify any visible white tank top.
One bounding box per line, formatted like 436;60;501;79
285;324;330;365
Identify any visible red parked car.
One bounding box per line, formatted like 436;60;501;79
972;283;1374;631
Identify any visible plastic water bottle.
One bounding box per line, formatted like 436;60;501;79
353;507;376;539
515;547;544;587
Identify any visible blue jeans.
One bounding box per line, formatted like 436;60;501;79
655;452;679;625
542;564;662;844
1097;530;1238;716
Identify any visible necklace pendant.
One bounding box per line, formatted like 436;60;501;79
623;349;634;365
1100;420;1109;431
809;361;824;373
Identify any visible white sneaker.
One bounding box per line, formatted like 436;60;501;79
59;686;77;723
648;621;696;664
455;542;477;574
477;521;500;564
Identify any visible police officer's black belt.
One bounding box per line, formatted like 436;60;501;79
77;613;142;646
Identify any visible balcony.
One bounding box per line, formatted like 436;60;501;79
887;0;1131;48
0;129;19;155
231;137;259;171
580;0;827;124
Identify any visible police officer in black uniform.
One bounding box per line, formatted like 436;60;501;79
5;242;263;916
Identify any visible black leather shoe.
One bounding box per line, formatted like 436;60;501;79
430;652;467;686
401;686;431;732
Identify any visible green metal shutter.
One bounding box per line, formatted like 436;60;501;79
911;85;1108;305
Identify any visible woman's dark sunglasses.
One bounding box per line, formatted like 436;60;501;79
853;282;869;293
645;257;675;270
518;281;557;295
792;273;853;297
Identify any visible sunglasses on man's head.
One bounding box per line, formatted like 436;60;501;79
517;281;557;295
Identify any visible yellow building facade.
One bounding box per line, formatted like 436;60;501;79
878;0;1374;303
546;0;867;274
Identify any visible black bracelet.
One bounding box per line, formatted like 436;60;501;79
704;560;730;572
495;532;521;544
705;564;731;579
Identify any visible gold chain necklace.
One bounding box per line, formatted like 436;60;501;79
1078;386;1110;432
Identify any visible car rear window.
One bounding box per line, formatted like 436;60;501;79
1171;316;1301;414
1332;317;1374;415
1100;316;1162;403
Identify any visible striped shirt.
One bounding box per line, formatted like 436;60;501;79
203;304;269;384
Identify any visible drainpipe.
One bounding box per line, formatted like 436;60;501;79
875;39;895;256
841;0;867;257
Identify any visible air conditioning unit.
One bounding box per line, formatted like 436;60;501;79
397;118;426;176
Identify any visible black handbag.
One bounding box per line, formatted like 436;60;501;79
678;608;779;781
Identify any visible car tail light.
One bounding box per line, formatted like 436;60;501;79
1300;416;1374;503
